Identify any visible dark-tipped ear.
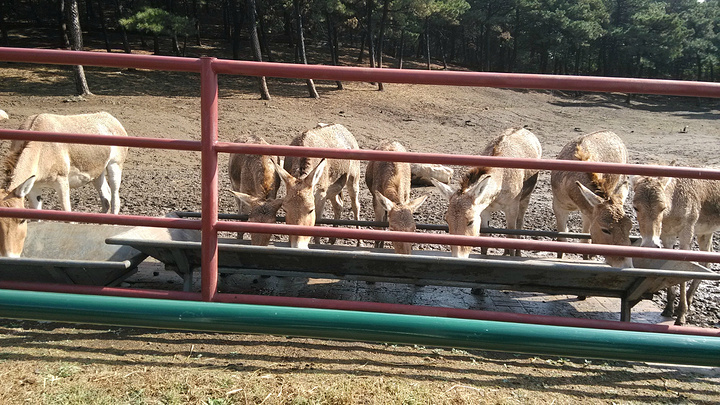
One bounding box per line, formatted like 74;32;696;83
576;181;604;208
306;158;327;188
406;194;428;212
229;190;260;207
272;159;294;185
467;175;493;206
375;191;395;212
11;176;35;199
431;178;456;200
268;198;284;213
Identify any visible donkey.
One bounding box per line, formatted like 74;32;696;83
0;177;36;257
366;141;428;254
632;173;720;325
227;134;282;246
4;112;129;214
432;127;541;258
550;130;632;268
274;123;361;249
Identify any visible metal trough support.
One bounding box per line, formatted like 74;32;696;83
0;288;718;367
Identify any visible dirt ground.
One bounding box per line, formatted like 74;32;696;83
1;56;720;403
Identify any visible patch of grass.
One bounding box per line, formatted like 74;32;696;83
41;385;117;405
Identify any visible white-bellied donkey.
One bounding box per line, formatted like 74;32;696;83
550;130;632;268
366;141;428;254
273;123;361;249
1;112;129;256
433;127;541;258
228;134;282;246
632;172;720;325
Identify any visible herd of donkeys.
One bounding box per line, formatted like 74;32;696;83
1;110;718;325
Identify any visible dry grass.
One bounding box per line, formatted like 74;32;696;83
0;320;718;404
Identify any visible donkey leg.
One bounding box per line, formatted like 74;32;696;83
54;177;72;212
106;162;123;215
675;281;688;325
347;174;362;247
313;190;329;245
552;200;570;259
92;172;112;214
479;211;491;255
580;213;592;260
512;196;532;257
662;285;677;317
503;206;520;257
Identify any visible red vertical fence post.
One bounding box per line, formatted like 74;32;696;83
200;57;219;301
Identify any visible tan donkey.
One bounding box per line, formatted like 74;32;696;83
433;127;542;258
632;172;720;325
228;134;282;246
274;123;361;249
551;130;632;268
365;141;428;254
1;112;129;256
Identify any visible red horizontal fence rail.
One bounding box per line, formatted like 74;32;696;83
2;47;720;312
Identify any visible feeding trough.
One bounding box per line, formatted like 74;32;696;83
105;221;720;322
0;221;148;286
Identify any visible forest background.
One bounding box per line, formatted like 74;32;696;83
0;0;718;98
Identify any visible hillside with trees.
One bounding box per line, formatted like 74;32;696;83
0;0;717;94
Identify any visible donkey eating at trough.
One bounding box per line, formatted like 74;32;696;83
550;130;632;268
228;135;282;246
366;141;428;254
274;123;361;249
632;172;720;325
4;112;129;215
0;177;36;257
432;127;542;258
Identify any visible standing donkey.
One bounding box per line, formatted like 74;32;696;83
432;127;542;258
366;141;428;254
4;112;129;215
0;177;36;257
273;123;361;249
632;172;720;325
550;130;633;268
228;134;282;246
1;112;128;257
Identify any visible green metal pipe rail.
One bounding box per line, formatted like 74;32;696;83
1;289;718;367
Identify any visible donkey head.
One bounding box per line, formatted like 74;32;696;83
576;180;633;268
273;159;327;249
230;191;284;246
0;176;35;257
630;176;673;249
433;175;498;258
375;191;428;254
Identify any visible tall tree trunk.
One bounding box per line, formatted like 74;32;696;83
0;0;9;45
64;0;92;95
96;0;112;52
114;0;131;53
325;12;343;90
248;0;270;100
294;0;318;98
257;1;272;61
357;30;366;63
397;28;405;69
376;0;390;91
231;0;241;59
192;0;202;45
425;17;431;70
366;0;376;69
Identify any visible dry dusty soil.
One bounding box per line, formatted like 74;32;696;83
1;51;720;403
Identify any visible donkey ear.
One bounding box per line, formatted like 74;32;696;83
12;176;35;199
229;190;259;207
615;180;630;203
406;194;428;212
306;158;327;188
431;178;456;200
272;159;294;185
576;181;604;208
375;191;395;212
467;175;494;206
267;198;284;214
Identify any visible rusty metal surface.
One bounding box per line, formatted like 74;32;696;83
0;222;147;286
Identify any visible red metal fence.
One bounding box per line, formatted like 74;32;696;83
1;47;720;318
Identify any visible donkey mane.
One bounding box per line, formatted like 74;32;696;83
459;166;491;191
574;144;613;199
2;143;27;189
